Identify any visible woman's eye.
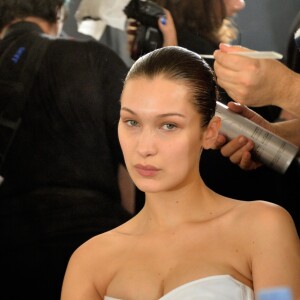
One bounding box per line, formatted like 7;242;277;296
162;123;177;130
126;120;138;127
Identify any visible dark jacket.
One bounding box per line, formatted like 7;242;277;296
0;21;130;300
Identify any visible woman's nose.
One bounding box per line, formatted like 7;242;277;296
136;128;158;157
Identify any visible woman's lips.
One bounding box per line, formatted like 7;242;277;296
134;164;160;177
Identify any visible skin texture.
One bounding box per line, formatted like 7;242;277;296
213;102;300;171
61;67;300;300
223;0;245;17
212;43;300;170
118;75;212;193
214;43;300;118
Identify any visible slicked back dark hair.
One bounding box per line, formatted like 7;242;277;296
0;0;69;31
124;46;219;127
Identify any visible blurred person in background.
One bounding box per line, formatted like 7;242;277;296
127;0;245;67
0;0;133;299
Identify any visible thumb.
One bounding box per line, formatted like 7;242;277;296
219;43;251;53
227;101;254;119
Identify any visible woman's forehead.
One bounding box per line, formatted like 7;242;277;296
124;75;191;92
123;76;191;101
121;77;199;117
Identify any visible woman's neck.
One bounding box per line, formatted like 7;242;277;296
137;181;220;231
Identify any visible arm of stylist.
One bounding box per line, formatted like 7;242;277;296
214;101;300;171
213;43;300;118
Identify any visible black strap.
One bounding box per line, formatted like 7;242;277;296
0;32;51;172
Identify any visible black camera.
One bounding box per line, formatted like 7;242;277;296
123;0;166;60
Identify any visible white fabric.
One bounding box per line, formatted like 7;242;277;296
295;27;300;40
75;0;130;40
104;275;254;300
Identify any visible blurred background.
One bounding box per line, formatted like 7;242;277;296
63;0;300;59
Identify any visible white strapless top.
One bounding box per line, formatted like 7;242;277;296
104;274;254;300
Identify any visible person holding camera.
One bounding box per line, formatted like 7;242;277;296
125;0;244;65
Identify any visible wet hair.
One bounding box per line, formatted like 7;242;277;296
154;0;238;44
0;0;70;31
124;46;220;127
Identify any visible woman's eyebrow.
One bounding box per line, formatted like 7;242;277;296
121;107;136;114
121;107;185;118
158;113;185;118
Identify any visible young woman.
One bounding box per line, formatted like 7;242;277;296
61;46;300;300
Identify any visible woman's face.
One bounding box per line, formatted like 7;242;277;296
223;0;245;17
118;75;205;193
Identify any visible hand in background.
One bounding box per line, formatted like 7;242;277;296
125;8;177;60
213;43;300;118
125;18;138;57
213;101;276;171
158;9;177;47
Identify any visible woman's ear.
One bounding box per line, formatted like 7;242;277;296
202;116;221;149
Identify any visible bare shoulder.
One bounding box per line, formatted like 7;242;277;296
62;223;135;299
231;200;300;296
232;200;299;240
71;229;122;261
65;230;120;278
70;222;134;269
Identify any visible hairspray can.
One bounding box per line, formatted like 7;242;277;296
215;101;299;174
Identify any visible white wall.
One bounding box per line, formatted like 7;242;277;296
234;0;300;55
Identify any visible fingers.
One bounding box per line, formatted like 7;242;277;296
226;101;243;112
211;134;228;150
238;151;262;171
216;78;245;103
125;18;138;55
214;55;250;103
217;135;262;171
158;9;178;46
126;18;138;35
218;43;250;53
220;136;256;168
227;101;255;120
220;136;251;157
126;18;138;27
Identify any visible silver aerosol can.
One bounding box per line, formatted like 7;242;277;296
215;101;299;174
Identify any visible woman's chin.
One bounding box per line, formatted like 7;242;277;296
134;181;162;194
